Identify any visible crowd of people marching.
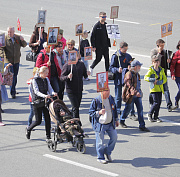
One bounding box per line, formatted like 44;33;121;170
0;11;180;164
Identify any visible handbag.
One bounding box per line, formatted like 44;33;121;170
108;71;115;80
26;51;38;62
2;69;14;86
33;98;45;108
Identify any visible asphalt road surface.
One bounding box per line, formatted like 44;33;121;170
0;1;180;177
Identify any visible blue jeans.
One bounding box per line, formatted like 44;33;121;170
120;96;145;128
28;102;34;127
50;76;60;93
4;63;19;96
175;77;180;102
130;99;135;115
81;57;88;69
163;81;172;108
115;85;122;115
149;92;162;118
95;123;117;160
149;81;172;108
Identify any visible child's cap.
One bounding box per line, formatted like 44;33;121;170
59;29;63;34
151;55;160;62
83;30;90;34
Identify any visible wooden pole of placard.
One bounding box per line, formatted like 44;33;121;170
101;92;104;109
70;64;73;81
79;35;81;54
166;36;169;59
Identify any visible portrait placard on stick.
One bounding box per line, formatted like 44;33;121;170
47;27;59;45
0;33;5;48
161;22;173;38
75;23;83;36
110;6;119;20
96;72;109;92
106;24;120;39
37;10;46;27
84;47;92;61
68;50;78;65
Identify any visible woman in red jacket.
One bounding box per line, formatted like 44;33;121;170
170;41;180;108
36;42;62;99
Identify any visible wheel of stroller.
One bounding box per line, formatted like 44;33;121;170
76;142;86;154
48;141;57;152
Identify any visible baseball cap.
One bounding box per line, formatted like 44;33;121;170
131;60;143;67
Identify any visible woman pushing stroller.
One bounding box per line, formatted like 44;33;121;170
25;66;57;142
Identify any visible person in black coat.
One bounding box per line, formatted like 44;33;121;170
90;12;111;74
60;57;89;119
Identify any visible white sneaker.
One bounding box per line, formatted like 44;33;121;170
97;159;107;164
0;122;5;126
89;66;93;76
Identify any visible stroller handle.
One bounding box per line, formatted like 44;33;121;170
45;95;59;104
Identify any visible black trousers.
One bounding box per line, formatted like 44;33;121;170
27;105;51;139
148;92;162;118
58;80;65;100
67;92;82;118
91;47;109;71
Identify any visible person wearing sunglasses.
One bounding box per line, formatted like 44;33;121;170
90;12;111;75
63;39;78;63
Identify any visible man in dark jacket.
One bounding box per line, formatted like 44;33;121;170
60;56;89;118
90;12;111;74
109;42;132;116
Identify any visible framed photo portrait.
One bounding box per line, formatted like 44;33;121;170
68;50;78;65
161;22;173;38
0;33;5;48
106;24;120;39
96;72;109;92
47;27;59;45
37;10;46;27
84;47;92;60
110;6;119;19
75;23;83;36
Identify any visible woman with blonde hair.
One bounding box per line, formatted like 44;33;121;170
26;66;57;142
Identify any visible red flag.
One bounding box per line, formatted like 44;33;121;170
17;18;21;32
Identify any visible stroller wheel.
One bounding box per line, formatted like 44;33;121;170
76;142;86;154
48;141;57;152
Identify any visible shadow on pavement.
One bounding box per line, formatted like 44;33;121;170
113;157;180;169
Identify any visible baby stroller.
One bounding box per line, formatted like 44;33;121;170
46;98;86;153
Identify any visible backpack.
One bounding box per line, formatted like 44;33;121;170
108;53;120;80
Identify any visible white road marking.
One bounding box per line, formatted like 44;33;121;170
43;154;119;177
160;118;180;126
95;17;140;25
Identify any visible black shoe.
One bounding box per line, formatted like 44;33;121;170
139;127;150;132
25;127;31;139
1;108;4;113
175;101;179;109
120;121;127;128
12;95;16;99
